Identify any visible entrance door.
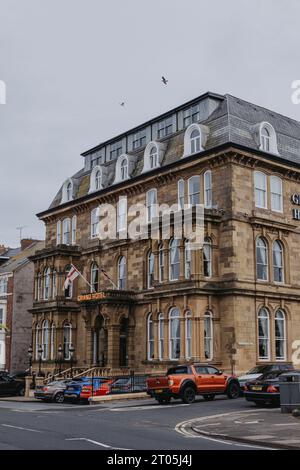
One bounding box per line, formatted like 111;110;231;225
119;318;128;367
93;316;107;366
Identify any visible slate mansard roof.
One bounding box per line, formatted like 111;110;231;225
44;92;300;215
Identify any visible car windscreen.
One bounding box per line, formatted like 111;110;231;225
167;367;190;375
247;365;272;374
260;371;283;380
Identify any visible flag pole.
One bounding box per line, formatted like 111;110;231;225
71;264;96;293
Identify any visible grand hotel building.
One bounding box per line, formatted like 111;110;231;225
30;92;300;375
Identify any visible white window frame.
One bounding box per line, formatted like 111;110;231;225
44;267;51;300
204;170;212;208
56;221;61;245
90;262;99;293
63;323;72;360
204;312;213;360
41;320;49;361
185;241;191;279
117;197;127;233
169;238;180;281
169;308;180;360
275;310;286;361
185;311;192;359
71;215;77;245
254;171;267;209
258;308;270;360
158;244;164;283
146;189;157;223
178;179;185;210
270;176;283;212
158;313;164;360
188;176;200;207
62;218;71;245
91;207;100;239
147;252;155;289
203;238;212;278
147;313;154;361
118;256;126;289
256;237;268;281
50;323;56;360
273;240;284;284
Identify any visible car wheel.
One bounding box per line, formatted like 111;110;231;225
227;381;240;399
203;394;215;401
54;392;64;404
181;386;196;404
18;387;25;397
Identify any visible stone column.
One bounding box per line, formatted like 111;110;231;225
25;376;32;397
107;324;120;369
179;316;186;361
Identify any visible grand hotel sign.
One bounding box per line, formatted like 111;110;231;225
291;193;300;220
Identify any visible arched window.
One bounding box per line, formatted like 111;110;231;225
273;240;284;283
169;239;180;281
65;266;73;299
185;240;191;279
52;270;57;299
147;251;155;288
261;127;270;152
35;325;40;360
254;171;267;209
95;170;102;190
258;308;270;360
42;320;49;360
63;323;72;360
275;310;286;360
185;311;192;359
158;313;164;360
150;146;158;169
121;158;128;181
147;313;154;360
50;324;56;360
118;256;126;289
178;179;185;210
190;129;201;154
204;170;212;208
71;215;77;245
270;176;283;212
169;308;180;360
44;267;51;300
203;237;212;278
62;218;71;245
61;179;73;204
38;273;42;300
183;124;207;157
66;182;72;201
158;243;164;283
204;312;213;360
91;207;100;238
256;237;268;281
91;262;99;293
188;175;200;207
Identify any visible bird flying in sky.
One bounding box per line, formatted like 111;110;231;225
119;102;125;107
162;76;168;85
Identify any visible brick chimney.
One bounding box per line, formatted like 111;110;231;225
0;244;8;255
20;239;36;251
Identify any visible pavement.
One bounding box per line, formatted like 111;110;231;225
187;408;300;449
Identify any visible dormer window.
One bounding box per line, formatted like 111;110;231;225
114;154;136;185
110;141;123;161
150;147;158;169
183;104;200;127
89;165;108;193
190;129;201;154
258;122;279;154
183;123;209;157
61;179;73;204
121;158;128;180
142;141;166;173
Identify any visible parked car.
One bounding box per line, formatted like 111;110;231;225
80;379;113;400
64;377;107;402
238;363;293;391
110;376;147;394
34;379;72;403
147;364;240;404
0;374;25;396
244;369;294;406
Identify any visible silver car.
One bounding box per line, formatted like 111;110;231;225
34;379;71;403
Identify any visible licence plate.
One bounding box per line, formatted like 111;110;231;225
155;389;163;393
251;386;263;391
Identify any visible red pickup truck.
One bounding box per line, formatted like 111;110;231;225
146;364;240;404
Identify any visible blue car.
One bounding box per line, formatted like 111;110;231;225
63;377;107;402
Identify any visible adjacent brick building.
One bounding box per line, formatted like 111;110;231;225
0;239;44;372
30;92;300;376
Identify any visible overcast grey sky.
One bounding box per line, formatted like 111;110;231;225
1;0;300;247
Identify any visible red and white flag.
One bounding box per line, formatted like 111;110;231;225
100;267;118;289
64;264;80;290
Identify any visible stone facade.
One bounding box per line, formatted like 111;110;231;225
29;92;300;376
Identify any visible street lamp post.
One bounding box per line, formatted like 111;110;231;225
38;345;43;377
69;343;75;378
27;345;33;374
58;344;63;377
